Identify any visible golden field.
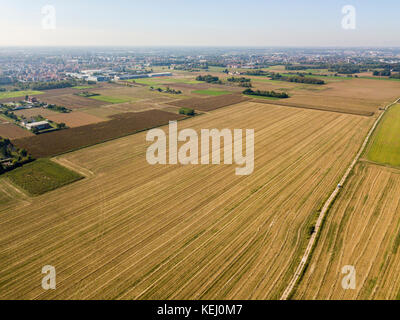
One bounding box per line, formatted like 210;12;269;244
294;162;400;299
0;101;373;299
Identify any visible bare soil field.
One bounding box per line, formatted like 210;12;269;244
251;77;400;116
46;112;105;128
39;88;81;97
0;102;373;299
36;84;107;98
167;94;250;111
91;86;173;101
113;102;165;113
40;94;108;109
12;110;185;158
79;107;128;119
0;123;34;139
79;100;177;119
313;78;400;103
14;108;59;118
294;162;400;299
166;82;209;91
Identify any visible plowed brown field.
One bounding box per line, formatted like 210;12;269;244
13;110;185;158
0;123;34;139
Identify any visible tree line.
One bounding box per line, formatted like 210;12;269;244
243;88;289;99
270;73;325;85
196;75;222;84
227;77;252;87
17;80;80;91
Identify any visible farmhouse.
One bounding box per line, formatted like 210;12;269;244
148;72;172;78
24;121;51;130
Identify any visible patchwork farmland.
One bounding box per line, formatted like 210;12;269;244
13;110;186;158
1;63;400;301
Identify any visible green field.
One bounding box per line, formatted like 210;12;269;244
0;90;44;100
207;66;227;73
6;159;83;196
89;95;131;104
281;73;352;81
130;77;201;86
359;76;400;82
192;89;232;96
243;94;281;100
73;85;94;90
367;104;400;167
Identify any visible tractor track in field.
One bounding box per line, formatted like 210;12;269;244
280;97;400;300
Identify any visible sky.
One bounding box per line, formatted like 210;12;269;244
0;0;399;47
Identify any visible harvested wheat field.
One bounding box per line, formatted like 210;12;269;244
13;108;59;118
252;97;376;117
294;162;400;300
167;94;250;111
46;111;105;128
91;86;177;102
252;77;400;116
40;94;108;109
0;102;373;300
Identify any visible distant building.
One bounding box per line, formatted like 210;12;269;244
24;121;51;131
118;72;172;81
148;72;172;78
0;76;12;84
87;75;111;82
118;74;148;80
27;96;38;103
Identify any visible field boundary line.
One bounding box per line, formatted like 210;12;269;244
250;99;374;117
51;158;95;178
280;97;400;300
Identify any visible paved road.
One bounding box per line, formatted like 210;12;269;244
280;98;400;300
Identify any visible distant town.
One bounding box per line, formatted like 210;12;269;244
1;47;400;85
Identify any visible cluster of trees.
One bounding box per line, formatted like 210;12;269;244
389;73;400;79
179;107;195;116
56;122;67;129
2;110;18;121
0;137;33;174
373;70;391;76
150;87;182;94
244;70;270;76
227;77;251;83
76;91;99;97
328;64;367;74
285;64;328;71
196;75;222;84
243;88;289;99
18;80;80;91
227;77;252;87
47;104;71;113
270;73;325;85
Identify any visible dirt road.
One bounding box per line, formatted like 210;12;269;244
280;97;400;300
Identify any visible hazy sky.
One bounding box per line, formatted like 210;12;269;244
1;0;399;47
